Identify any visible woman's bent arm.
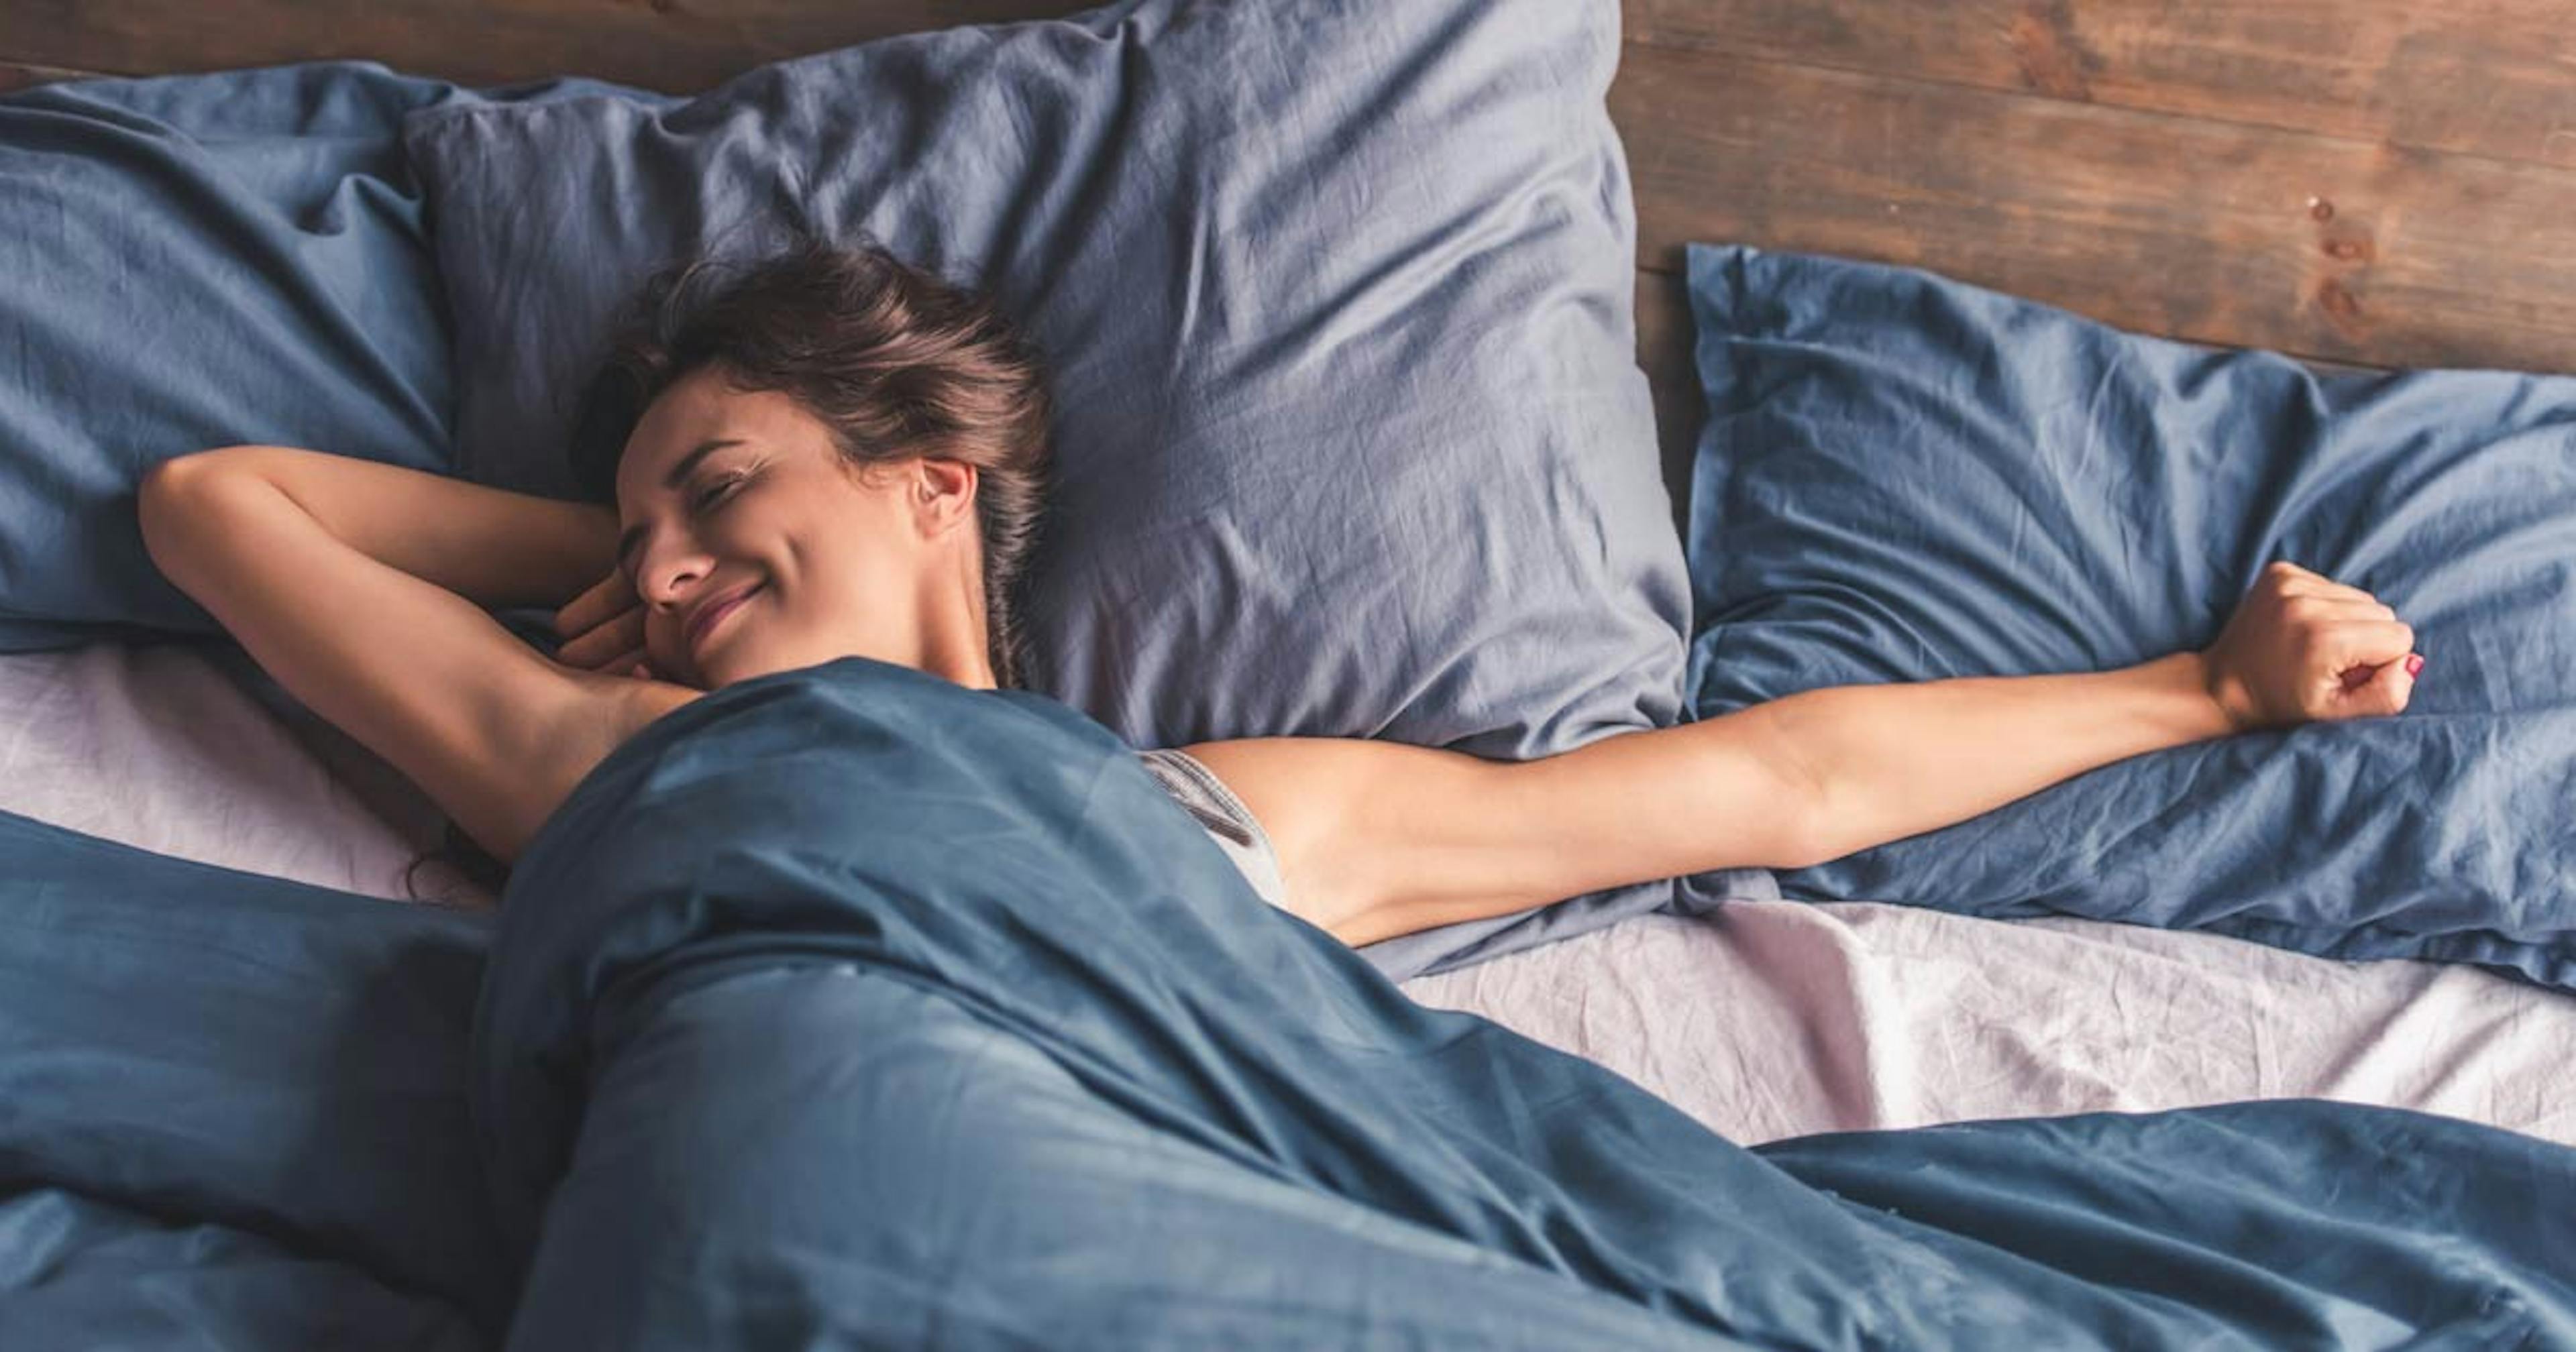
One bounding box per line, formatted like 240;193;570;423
164;445;620;612
138;450;642;864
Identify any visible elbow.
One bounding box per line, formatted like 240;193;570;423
138;453;216;555
1781;827;1835;874
1740;706;1839;872
138;452;196;512
138;449;239;524
138;449;267;579
1754;712;1851;871
138;456;202;563
1779;774;1847;872
142;447;262;500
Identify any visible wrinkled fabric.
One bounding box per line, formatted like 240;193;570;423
1;658;2571;1345
11;639;2575;1167
474;657;2576;1347
0;64;464;649
398;0;1758;980
0;62;636;655
0;1190;486;1352
1681;243;2576;989
0;809;511;1339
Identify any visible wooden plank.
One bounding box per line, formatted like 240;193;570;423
0;0;1089;93
1623;0;2576;169
0;60;100;92
1612;43;2576;376
1635;268;1702;538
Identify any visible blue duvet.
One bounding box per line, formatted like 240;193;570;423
3;657;2571;1347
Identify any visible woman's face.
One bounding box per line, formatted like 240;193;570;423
612;365;980;690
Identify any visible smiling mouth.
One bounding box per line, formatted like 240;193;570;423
688;585;761;656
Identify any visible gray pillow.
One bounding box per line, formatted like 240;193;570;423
400;0;1776;978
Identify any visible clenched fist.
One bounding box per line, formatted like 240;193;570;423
2200;560;2422;732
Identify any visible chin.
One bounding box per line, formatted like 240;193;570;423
698;651;782;691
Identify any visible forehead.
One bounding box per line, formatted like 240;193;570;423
616;368;757;495
614;373;853;519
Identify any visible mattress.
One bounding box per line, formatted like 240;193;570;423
7;640;2570;1149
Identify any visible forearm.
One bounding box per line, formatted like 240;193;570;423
1763;651;2235;866
162;446;617;611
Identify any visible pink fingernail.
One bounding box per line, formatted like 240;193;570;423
2404;653;2424;677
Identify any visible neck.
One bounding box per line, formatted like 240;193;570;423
915;543;1000;691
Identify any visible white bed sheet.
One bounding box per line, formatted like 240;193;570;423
7;640;2571;1148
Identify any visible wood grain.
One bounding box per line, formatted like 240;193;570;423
0;59;97;92
0;0;1087;91
1625;0;2576;169
1614;43;2576;376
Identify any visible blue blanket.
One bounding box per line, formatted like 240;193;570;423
5;657;2572;1347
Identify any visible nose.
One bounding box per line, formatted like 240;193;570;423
634;536;718;613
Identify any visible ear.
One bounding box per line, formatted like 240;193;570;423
911;456;979;537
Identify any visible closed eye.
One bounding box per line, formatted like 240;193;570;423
693;473;747;511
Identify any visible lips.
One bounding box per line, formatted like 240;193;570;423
685;583;761;655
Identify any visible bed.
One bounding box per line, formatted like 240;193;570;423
3;1;2573;1345
8;639;2572;1151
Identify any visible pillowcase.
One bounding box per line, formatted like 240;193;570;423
402;0;1778;979
1683;241;2576;987
0;64;473;650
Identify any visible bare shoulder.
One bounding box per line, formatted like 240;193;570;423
1176;726;1812;948
1175;737;1508;942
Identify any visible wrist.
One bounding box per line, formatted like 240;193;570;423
2187;651;2258;735
539;502;623;607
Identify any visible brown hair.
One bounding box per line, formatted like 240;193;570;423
570;235;1056;687
401;237;1056;905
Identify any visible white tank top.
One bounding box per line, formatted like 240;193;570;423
1136;748;1292;913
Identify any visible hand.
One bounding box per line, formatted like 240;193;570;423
2199;560;2422;732
551;569;661;680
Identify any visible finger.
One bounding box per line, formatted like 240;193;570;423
2321;619;2416;672
2272;573;2379;605
602;644;649;679
559;608;649;669
552;575;612;636
2264;560;2383;606
2298;595;2399;622
554;573;637;638
2339;652;2418;718
2310;577;2385;606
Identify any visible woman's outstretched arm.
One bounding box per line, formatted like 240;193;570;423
1191;561;2422;948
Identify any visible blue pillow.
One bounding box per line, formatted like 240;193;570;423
0;64;474;649
400;0;1777;979
1683;242;2576;987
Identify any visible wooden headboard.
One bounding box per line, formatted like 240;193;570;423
10;1;2573;530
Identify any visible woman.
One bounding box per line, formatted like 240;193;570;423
137;241;2425;949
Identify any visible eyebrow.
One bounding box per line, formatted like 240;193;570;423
615;438;743;578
